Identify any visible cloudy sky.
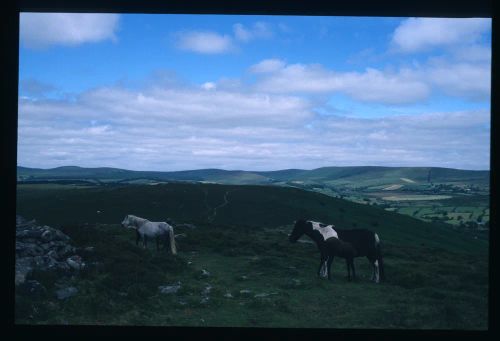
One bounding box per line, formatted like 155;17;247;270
18;14;491;171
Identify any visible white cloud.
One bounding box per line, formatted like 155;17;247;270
252;58;491;103
201;82;217;90
391;17;491;53
17;79;490;171
233;23;252;42
175;30;233;54
426;61;491;100
20;13;120;49
233;22;273;42
250;59;286;73
253;62;430;104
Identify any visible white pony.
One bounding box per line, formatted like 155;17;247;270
121;214;177;255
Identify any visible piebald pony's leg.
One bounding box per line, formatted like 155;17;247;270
346;259;351;281
318;254;328;278
327;255;334;280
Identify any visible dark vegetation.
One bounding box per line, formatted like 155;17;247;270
15;182;488;328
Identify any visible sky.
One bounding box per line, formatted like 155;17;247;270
18;14;491;171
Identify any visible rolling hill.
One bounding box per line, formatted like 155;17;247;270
17;165;490;187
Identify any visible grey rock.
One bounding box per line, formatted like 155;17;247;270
41;229;58;242
66;255;85;270
200;269;210;277
158;282;181;294
58;245;76;258
54;230;71;242
254;292;278;298
55;286;78;300
200;297;210;304
16;229;43;239
224;292;233;298
239;289;252;296
202;285;212;296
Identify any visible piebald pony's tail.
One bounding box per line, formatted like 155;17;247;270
168;225;177;255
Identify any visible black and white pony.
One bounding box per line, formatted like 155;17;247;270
289;219;384;283
121;214;177;255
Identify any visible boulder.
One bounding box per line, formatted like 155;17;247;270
158;282;182;294
66;255;85;270
239;289;252;296
202;285;212;296
55;286;78;300
16;229;43;239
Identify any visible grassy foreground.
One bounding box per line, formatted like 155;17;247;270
15;183;488;328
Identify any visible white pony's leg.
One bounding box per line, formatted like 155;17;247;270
374;260;380;283
168;225;177;255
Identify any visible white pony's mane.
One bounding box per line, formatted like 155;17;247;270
128;214;148;225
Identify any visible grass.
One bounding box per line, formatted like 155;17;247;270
382;195;453;201
15;183;488;328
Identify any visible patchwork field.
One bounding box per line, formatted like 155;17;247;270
15;183;488;329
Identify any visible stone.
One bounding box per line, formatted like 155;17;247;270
55;286;78;300
239;289;252;296
54;230;71;242
16;229;43;239
66;255;85;270
158;282;182;294
224;292;233;298
202;285;212;296
58;245;76;258
254;292;278;298
200;269;210;277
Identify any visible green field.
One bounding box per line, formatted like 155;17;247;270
382;195;453;201
15;183;488;328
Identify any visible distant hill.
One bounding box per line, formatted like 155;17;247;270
17;165;490;188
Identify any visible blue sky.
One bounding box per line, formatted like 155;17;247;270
18;14;491;171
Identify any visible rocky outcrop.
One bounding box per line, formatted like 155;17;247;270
15;215;86;288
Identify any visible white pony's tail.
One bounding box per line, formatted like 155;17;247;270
169;225;177;255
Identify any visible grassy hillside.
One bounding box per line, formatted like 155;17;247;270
17;165;489;187
15;183;488;328
16;183;486;253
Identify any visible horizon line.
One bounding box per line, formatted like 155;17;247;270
16;164;491;172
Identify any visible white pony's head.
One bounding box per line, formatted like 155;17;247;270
121;215;135;229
